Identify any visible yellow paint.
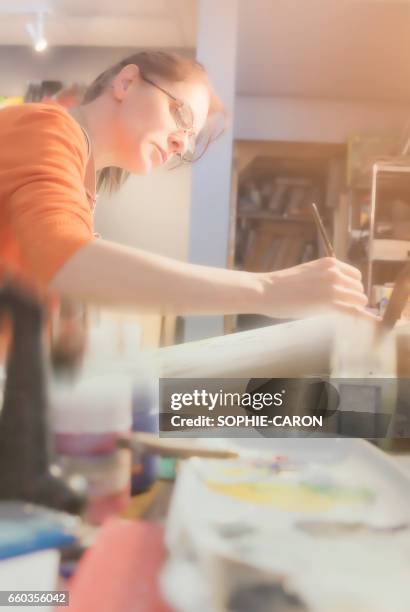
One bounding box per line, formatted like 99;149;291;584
206;480;373;512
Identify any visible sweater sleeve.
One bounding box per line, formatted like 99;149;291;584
5;104;94;286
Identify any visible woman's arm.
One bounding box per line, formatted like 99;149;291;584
50;238;369;318
2;106;369;320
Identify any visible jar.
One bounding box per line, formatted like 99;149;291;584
50;374;132;524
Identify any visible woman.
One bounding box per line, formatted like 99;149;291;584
0;51;367;319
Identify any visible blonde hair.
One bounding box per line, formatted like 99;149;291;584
82;51;227;193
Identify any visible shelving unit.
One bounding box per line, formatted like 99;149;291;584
230;140;345;267
226;140;346;333
227;142;410;326
367;162;410;298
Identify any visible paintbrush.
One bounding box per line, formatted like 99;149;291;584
118;431;239;460
379;263;410;332
120;433;302;471
311;203;336;258
311;204;379;323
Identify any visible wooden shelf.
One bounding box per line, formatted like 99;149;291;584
237;211;314;223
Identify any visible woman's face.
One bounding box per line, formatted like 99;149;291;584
108;64;211;174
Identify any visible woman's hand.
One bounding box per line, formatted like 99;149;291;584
258;257;370;319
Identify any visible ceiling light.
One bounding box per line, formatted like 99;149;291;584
26;11;48;53
34;37;47;52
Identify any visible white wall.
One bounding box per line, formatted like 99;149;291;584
94;167;191;260
0;46;144;95
235;96;410;143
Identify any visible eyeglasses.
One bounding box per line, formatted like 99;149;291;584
140;75;196;163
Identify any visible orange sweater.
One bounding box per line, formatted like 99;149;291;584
0;102;94;288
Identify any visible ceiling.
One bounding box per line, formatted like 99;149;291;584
1;0;410;102
0;0;196;47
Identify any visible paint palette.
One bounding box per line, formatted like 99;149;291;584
206;477;374;513
188;457;374;514
162;438;410;612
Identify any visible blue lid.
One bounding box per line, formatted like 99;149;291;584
0;502;77;561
